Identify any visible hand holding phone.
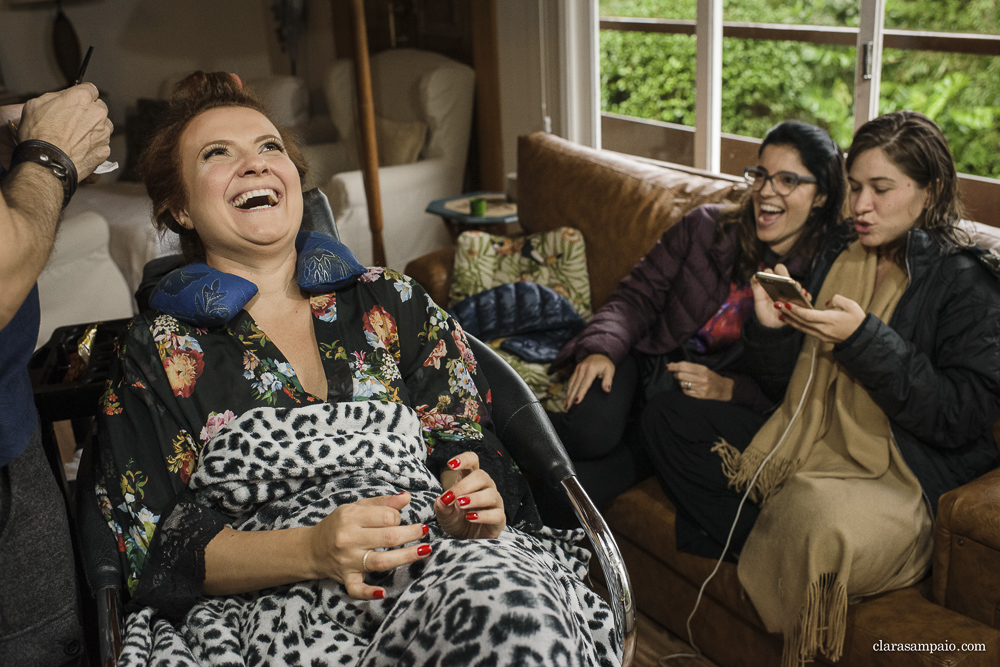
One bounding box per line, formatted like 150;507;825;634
754;271;813;309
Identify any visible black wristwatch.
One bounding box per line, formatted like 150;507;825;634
9;140;78;209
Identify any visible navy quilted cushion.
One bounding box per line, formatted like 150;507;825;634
499;327;584;364
449;282;585;363
150;231;365;327
149;263;258;327
295;230;366;292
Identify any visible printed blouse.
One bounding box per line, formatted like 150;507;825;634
97;267;531;613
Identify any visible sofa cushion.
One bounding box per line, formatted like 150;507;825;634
37;211;134;349
446;227;590;411
603;478;763;623
246;75;310;132
516;132;743;309
448;226;592;318
449;282;585;363
375;116;428;166
606;478;1000;667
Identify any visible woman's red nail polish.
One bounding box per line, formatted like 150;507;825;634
421;524;429;536
784;302;793;309
417;544;432;556
396;491;407;496
457;496;470;507
774;302;782;309
466;512;479;521
373;589;385;599
440;491;455;505
447;457;461;469
778;314;786;322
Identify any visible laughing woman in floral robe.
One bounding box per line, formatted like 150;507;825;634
94;71;618;667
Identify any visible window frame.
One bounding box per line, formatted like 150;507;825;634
594;0;1000;226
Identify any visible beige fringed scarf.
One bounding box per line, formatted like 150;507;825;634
715;241;933;667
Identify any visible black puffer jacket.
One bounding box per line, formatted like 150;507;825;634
748;228;1000;516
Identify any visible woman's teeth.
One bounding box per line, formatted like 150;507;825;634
760;204;783;215
231;189;278;209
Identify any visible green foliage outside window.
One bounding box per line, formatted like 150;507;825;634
600;0;1000;178
599;31;857;151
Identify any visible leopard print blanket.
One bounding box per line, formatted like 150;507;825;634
118;401;621;666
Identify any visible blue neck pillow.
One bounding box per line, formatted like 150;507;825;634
150;230;366;327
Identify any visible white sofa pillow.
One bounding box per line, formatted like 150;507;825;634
36;211;134;349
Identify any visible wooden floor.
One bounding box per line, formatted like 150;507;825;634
631;607;719;667
592;578;718;666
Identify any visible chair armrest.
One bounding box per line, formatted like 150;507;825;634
75;442;124;665
405;246;455;307
463;333;636;665
562;477;637;667
931;466;1000;627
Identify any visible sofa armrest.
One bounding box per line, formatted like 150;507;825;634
931;465;1000;628
404;246;455;306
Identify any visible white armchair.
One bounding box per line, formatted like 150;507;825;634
301;48;476;270
36;211;134;349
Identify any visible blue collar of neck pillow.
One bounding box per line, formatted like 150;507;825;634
149;230;366;327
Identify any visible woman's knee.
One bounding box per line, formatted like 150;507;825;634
551;361;639;459
638;391;703;447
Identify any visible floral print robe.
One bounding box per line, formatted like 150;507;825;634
97;267;523;614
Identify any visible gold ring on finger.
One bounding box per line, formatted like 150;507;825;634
362;550;373;573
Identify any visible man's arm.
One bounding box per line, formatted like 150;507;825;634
0;84;111;328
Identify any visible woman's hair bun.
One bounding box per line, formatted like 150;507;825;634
169;71;251;108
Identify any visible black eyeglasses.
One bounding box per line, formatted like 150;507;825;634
743;167;817;196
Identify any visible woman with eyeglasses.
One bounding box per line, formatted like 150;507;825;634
538;120;849;528
650;111;1000;667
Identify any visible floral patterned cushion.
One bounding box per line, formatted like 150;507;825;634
448;228;591;412
448;227;592;318
491;342;569;413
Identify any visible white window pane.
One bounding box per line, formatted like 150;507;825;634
722;38;856;147
601;31;696;126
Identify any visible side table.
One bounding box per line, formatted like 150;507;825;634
426;191;520;242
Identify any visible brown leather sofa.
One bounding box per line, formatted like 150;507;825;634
405;131;1000;666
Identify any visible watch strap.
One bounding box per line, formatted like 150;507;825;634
10;140;78;209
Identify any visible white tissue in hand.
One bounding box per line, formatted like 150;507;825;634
94;160;118;174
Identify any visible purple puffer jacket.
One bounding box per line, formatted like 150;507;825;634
553;205;739;369
551;205;789;412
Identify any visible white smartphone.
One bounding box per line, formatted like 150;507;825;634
754;271;813;309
